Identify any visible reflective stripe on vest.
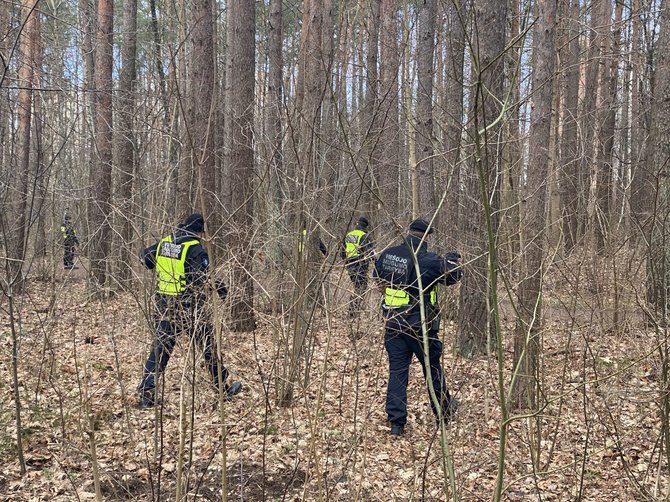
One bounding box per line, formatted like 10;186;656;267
344;229;365;259
155;236;200;296
384;287;410;307
384;286;438;308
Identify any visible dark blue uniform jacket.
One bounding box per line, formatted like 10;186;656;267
373;234;461;328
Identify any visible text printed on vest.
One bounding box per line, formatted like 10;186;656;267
159;242;183;259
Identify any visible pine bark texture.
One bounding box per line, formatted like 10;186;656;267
415;0;436;216
378;0;400;233
115;0;138;283
226;0;257;332
512;0;556;410
8;0;38;289
267;0;285;260
648;3;670;316
189;0;215;221
560;0;581;253
362;0;380;218
89;0;114;289
442;0;466;249
457;0;507;356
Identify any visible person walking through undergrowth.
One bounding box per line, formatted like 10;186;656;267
373;218;462;436
137;212;242;409
60;214;79;270
340;216;374;318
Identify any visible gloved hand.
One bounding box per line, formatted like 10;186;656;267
445;251;461;266
215;279;228;301
445;252;463;284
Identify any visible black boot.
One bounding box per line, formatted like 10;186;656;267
224;381;242;400
137;390;156;409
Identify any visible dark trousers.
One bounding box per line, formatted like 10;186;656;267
63;244;75;268
384;323;451;426
346;263;368;317
138;297;228;393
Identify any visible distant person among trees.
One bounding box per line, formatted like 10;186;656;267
60;214;79;270
340;216;374;318
137;212;242;409
298;220;328;257
373;218;462;436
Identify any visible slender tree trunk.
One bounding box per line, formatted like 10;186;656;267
226;0;256;332
442;0;466;249
581;0;604;250
512;0;556;411
378;0;400;232
149;0;168;114
115;0;138;284
415;0;436;216
9;0;38;290
279;0;325;406
629;0;652;245
457;0;507;356
0;2;10;227
500;0;521;269
594;0;615;252
361;0;380;217
561;0;582;253
189;0;215;223
648;0;670;317
32;13;47;266
320;0;339;230
80;0;96;237
267;0;285;268
89;0;114;289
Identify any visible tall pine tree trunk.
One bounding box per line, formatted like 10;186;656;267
442;0;466;250
378;0;400;235
648;1;670;318
278;0;325;406
457;0;507;356
415;0;436;216
89;0;114;290
561;0;581;253
8;0;38;291
226;0;256;332
267;0;285;271
512;0;556;412
115;0;138;285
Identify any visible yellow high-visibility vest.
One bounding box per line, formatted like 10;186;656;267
344;229;365;259
384;285;438;308
155;236;200;296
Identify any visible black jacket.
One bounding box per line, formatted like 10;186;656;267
373;234;461;327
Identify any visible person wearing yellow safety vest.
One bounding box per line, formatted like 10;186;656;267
60;214;79;269
340;216;373;318
298;221;328;257
373;218;462;436
136;213;242;409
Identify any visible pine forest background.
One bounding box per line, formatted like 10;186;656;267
2;0;670;500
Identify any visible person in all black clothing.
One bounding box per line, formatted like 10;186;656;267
60;215;79;269
340;216;374;318
373;218;462;436
137;213;242;409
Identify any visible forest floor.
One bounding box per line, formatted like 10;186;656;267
0;259;667;501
